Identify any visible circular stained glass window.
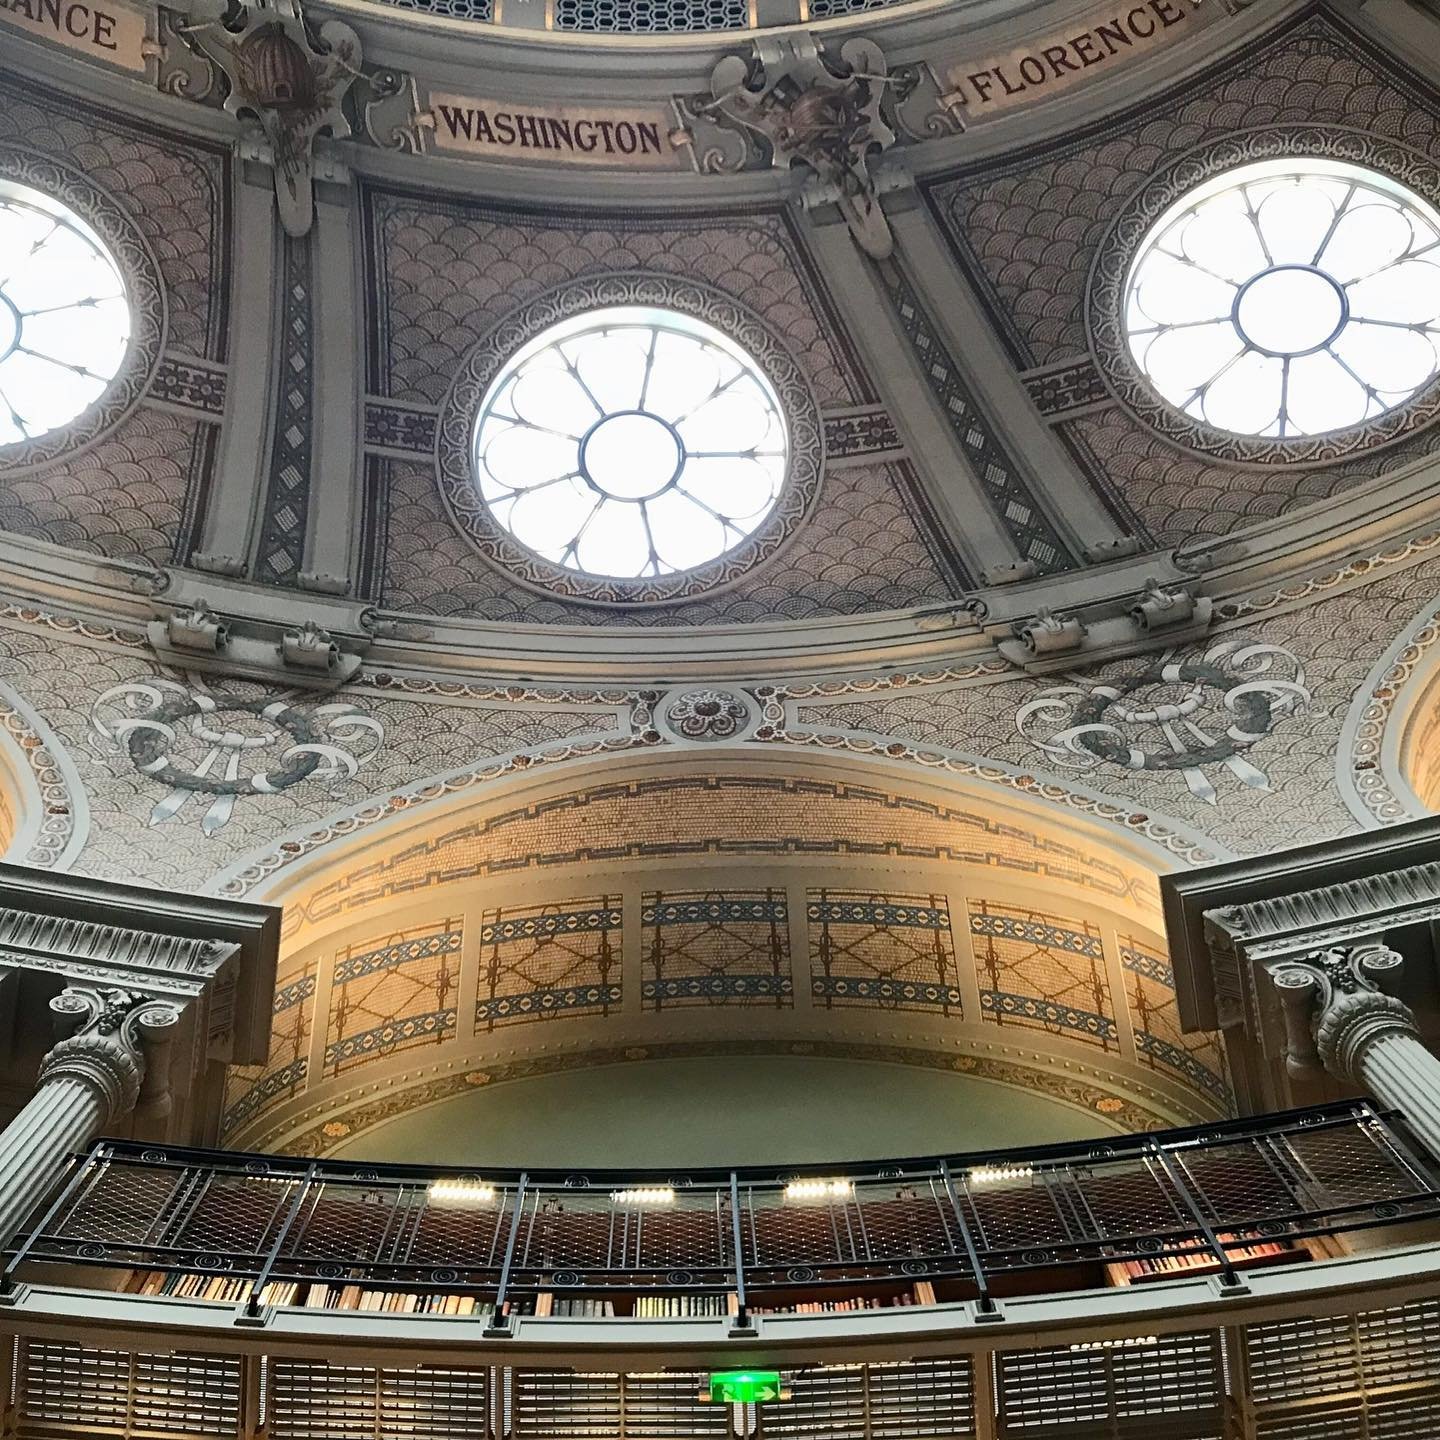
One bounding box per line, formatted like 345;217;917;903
0;181;130;447
472;307;789;579
1123;158;1440;438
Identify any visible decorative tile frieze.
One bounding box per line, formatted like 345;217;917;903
1121;936;1230;1106
477;898;622;1028
325;919;462;1076
256;232;316;586
970;900;1115;1050
822;406;904;461
149;356;228;417
809;890;963;1015
642;889;791;1010
222;957;315;1133
364;399;437;455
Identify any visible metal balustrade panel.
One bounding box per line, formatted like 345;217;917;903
166;1173;300;1264
1283;1123;1429;1211
51;1161;189;1251
631;1194;729;1274
847;1180;957;1265
15;1104;1440;1307
1173;1137;1302;1225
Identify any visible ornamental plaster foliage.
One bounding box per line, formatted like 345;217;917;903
180;0;361;237
1087;126;1440;466
435;272;825;605
89;676;383;835
697;36;897;258
1016;641;1310;806
0;146;166;473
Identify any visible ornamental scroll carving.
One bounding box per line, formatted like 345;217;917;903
692;35;898;259
172;0;361;236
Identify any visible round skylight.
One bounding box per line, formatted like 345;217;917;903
472;307;789;580
1123;157;1440;438
0;181;130;447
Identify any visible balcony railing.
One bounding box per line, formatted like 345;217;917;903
6;1101;1438;1327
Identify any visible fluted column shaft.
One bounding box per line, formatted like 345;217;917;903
0;989;173;1255
1355;1029;1440;1159
0;1072;113;1248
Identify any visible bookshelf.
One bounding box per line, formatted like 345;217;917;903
1102;1233;1308;1286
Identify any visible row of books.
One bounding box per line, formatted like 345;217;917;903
750;1281;938;1315
134;1272;496;1316
633;1293;738;1319
1104;1234;1296;1286
534;1295;617;1318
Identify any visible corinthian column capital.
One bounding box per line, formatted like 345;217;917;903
37;988;185;1130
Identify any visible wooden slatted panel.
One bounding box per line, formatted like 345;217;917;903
380;1367;490;1440
17;1341;243;1440
131;1353;244;1437
623;1372;731;1440
1245;1299;1440;1404
867;1359;976;1440
1254;1394;1440;1439
756;1365;865;1440
19;1341;131;1435
268;1361;379;1440
995;1332;1224;1438
514;1370;620;1440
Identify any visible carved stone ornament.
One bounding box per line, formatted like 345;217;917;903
698;36;897;258
178;0;361;236
38;988;177;1123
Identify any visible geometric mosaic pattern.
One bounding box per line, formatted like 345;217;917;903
476;897;622;1029
222;965;316;1131
255;231;315;586
809;890;963;1014
324;919;462;1077
970;901;1116;1050
883;266;1072;574
1121;934;1231;1107
641;889;791;1010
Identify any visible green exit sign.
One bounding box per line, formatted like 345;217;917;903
709;1370;785;1404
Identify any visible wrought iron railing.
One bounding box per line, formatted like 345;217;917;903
6;1101;1438;1328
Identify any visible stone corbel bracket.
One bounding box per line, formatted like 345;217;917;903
146;597;369;688
167;0;362;236
695;34;899;258
994;580;1214;673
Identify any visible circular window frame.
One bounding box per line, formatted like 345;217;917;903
0;145;166;473
1087;127;1440;468
436;273;825;606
